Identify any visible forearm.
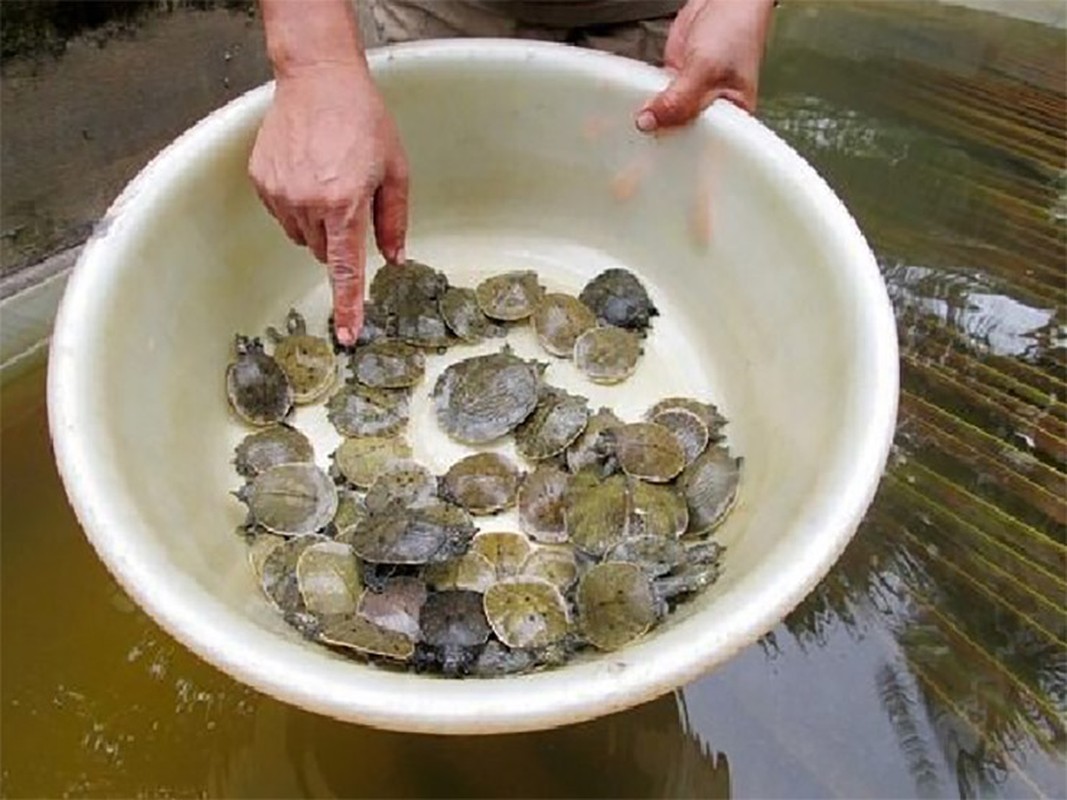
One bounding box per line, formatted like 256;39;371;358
259;0;370;79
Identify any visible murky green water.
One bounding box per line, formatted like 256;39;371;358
2;2;1065;797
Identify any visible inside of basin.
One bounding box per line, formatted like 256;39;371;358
61;44;884;680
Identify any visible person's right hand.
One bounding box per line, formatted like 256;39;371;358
249;64;409;346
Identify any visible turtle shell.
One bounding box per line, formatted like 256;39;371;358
516;464;570;544
483;578;571;649
330;435;412;490
532;293;596;357
327;381;410;438
439;286;496;343
226;335;293;426
514;387;590;462
680;446;742;534
565;407;622;475
350;499;475;564
356;576;428;639
267;309;338;403
470;531;533;579
351;341;425;388
432;350;542;444
295;540;362;616
422;551;496;593
628;479;688;538
576;561;660;651
238;463;338;536
520;546;579;591
474;270;544;321
649;408;710;467
647;397;728;443
419;590;492;648
607;422;686;483
573;326;642;385
234;424;314;478
317;614;415;661
563;471;630;557
364;460;439;515
439;452;523;515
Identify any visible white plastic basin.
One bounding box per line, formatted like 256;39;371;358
48;40;898;734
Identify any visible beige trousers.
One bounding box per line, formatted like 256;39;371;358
358;0;674;65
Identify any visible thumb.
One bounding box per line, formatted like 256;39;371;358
325;204;369;347
637;68;707;132
374;152;410;264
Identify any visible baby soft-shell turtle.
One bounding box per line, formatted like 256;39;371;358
416;590;492;675
474;270;544;321
516;464;570;543
317;614;415;661
680;445;742;534
576;561;661;651
422;551;496;593
628;479;688;538
356;576;427;639
647;397;727;444
649;408;709;468
483;577;571;649
439;286;500;344
532;293;597;357
237;463;339;537
247;529;287;583
514;387;590;462
605;536;688;578
266;309;338;404
364;460;439;514
296;540;362;616
573;326;642;385
234;424;314;478
604;422;686;483
330;436;412;490
470;531;533;579
521;546;579;591
369;260;452;350
328;489;368;545
439;452;523;515
226;335;293;426
432;348;543;444
350;499;476;564
473;640;537;677
564;471;630;557
565;407;623;475
578;268;658;332
260;535;320;614
327;380;410;438
351;341;425;389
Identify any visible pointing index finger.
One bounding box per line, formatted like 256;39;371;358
325;203;369;347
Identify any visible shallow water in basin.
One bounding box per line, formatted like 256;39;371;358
3;1;1065;797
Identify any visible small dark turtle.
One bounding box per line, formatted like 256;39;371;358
605;536;688;577
330;436;412;490
628;479;688;538
439;452;523;515
650;408;710;467
563;471;631;557
432;348;543;444
474;270;544;321
439;286;500;343
351;341;425;388
364;460;438;514
226;335;293;426
356;576;427;639
573;326;642;385
604;422;686;483
396;300;453;351
295;540;362;616
514;387;590;462
266;309;338;404
520;546;578;591
327;380;410;438
483;577;571;649
422;551;496;593
234;424;314;478
350;499;476;564
356;302;392;346
236;463;339;536
417;590;492;675
654;563;722;601
578;268;658;332
470;531;533;579
516;464;570;543
576;561;661;651
532;293;596;357
680;446;742;534
647;397;728;443
472;640;537;677
318;614;415;661
370;259;447;305
565;407;623;474
247;530;287;582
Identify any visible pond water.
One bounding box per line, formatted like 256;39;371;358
2;1;1064;797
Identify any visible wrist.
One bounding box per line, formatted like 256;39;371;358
260;0;370;81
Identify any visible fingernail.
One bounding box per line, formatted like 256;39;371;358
337;325;355;345
396;247;406;264
636;110;657;132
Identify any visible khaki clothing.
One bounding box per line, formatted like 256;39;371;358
359;0;681;65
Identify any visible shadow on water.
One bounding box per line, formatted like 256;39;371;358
2;1;1065;798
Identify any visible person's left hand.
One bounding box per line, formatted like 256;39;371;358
636;0;774;132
